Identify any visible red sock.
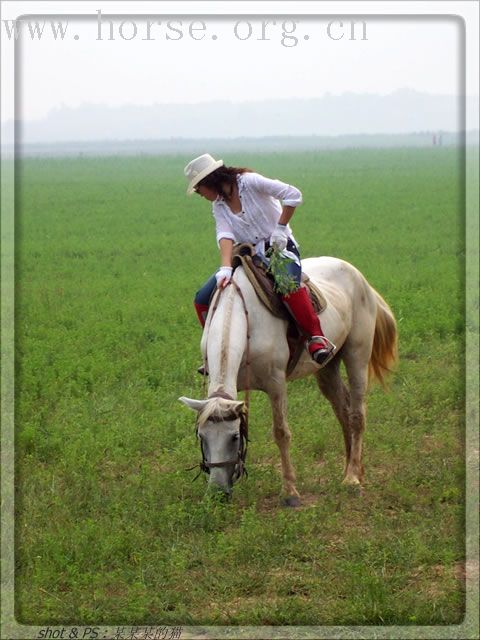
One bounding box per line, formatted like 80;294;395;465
307;337;329;354
281;288;329;354
194;303;209;328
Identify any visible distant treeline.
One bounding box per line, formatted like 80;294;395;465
12;131;478;157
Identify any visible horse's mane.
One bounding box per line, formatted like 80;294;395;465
196;397;237;428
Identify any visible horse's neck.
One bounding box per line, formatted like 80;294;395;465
204;284;248;399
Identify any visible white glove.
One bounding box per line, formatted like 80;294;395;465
270;224;289;251
215;266;233;287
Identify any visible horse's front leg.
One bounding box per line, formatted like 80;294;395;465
267;382;301;506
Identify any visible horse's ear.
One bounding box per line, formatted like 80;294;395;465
178;396;210;413
231;400;246;417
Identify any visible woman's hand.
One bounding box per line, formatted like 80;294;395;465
270;223;289;251
215;266;233;288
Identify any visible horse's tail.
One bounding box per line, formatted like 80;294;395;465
369;289;398;388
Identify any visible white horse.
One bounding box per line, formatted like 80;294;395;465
180;256;398;505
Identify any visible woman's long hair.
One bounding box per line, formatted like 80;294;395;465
197;166;253;200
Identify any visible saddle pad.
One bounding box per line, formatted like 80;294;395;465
301;274;327;314
232;250;287;319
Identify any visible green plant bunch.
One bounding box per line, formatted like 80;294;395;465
266;246;298;295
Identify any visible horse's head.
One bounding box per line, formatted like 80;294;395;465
179;395;248;498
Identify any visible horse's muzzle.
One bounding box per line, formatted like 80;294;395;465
207;472;233;500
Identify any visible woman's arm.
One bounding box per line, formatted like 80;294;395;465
215;238;234;289
277;205;296;226
219;238;234;267
247;172;303;208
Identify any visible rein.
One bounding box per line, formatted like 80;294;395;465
203;279;251;413
230;280;251;411
192;279;251;480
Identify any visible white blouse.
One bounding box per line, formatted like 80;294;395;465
212;172;302;253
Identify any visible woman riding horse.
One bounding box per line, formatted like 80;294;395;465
181;156;398;501
184;153;335;366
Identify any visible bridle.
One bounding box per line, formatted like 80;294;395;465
195;390;249;480
192;277;252;482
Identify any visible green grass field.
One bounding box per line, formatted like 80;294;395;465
14;148;465;625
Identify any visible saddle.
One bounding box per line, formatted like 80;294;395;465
231;243;328;376
231;243;327;316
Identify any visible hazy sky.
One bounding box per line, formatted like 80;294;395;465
5;12;469;122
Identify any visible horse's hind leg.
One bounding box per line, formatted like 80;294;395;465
267;381;301;505
341;350;370;485
315;357;352;476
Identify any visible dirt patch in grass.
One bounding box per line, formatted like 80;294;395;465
421;434;445;452
454;562;466;588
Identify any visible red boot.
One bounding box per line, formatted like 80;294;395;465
194;302;209;328
282;287;336;367
194;303;209;375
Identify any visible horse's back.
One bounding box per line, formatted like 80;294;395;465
303;256;362;288
303;256;376;307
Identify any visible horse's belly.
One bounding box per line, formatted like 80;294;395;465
286;356;319;381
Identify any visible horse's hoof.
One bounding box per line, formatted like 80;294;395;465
282;495;301;508
342;483;363;498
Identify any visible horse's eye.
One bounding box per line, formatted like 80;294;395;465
231;434;239;442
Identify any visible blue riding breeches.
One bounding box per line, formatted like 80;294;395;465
194;239;302;306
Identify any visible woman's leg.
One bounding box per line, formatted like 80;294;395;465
194;274;217;327
277;242;336;366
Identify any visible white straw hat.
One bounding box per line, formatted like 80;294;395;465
184;153;224;195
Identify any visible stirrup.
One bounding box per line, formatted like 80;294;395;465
308;336;336;368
